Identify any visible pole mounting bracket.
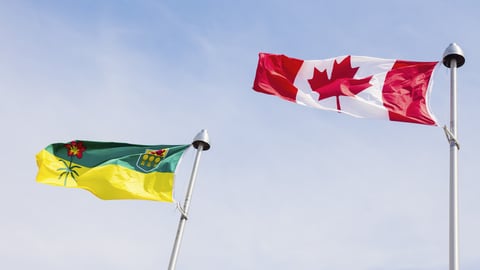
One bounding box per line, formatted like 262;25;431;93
176;202;188;220
443;125;460;150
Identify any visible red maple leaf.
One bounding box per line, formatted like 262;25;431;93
307;56;372;110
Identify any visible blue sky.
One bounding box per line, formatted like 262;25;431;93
1;1;479;269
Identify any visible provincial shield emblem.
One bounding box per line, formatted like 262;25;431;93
136;148;169;172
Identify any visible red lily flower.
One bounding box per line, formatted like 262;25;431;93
65;141;86;159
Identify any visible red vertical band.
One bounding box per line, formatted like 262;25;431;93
382;60;438;125
252;53;304;103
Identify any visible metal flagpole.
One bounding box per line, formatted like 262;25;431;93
442;43;465;270
168;129;210;270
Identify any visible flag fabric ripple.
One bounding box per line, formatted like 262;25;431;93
253;53;439;125
36;141;190;202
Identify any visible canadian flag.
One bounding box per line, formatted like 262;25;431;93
253;53;439;125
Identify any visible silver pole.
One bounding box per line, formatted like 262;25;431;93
449;57;459;270
442;43;465;270
168;129;210;270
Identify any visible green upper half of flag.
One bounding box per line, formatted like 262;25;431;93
43;141;190;173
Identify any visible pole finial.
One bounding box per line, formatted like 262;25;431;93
192;129;210;151
443;43;465;68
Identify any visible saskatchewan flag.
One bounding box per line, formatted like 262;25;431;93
36;141;190;202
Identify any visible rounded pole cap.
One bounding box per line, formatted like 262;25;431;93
443;43;465;68
192;129;210;151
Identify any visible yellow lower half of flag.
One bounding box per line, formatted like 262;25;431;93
36;149;174;202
